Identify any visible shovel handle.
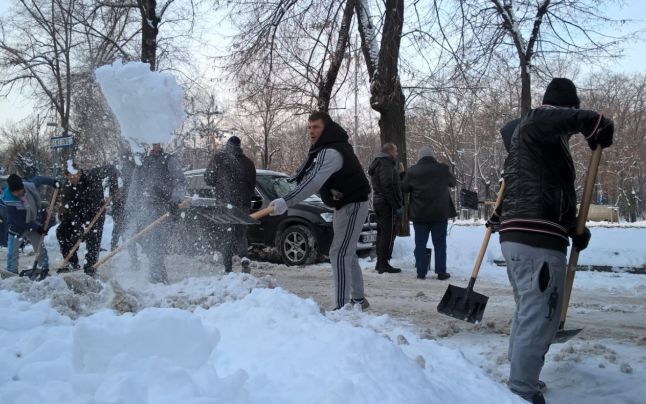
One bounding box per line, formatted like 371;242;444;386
91;198;192;271
31;188;59;270
470;181;506;281
559;142;604;329
59;196;112;271
250;206;275;220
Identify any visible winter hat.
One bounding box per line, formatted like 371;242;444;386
227;136;241;146
542;78;580;109
7;173;24;192
417;145;436;161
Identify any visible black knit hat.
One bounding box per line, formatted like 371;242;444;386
7;174;24;192
227;136;241;146
542;78;580;108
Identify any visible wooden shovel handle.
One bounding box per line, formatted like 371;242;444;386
470;180;506;280
559;143;604;327
32;188;59;267
250;206;275;220
59;196;112;271
92;198;191;271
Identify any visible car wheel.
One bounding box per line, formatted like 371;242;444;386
276;224;318;266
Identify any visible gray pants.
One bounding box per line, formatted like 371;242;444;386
501;241;567;401
330;201;369;309
7;231;49;272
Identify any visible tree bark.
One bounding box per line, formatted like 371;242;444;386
318;0;355;112
139;0;160;71
356;0;407;167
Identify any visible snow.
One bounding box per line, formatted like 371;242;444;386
94;60;185;150
1;218;644;403
65;159;78;175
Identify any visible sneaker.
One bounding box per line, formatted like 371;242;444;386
350;298;370;310
538;380;547;392
437;273;451;280
241;257;251;273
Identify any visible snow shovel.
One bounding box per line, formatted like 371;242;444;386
553;145;604;344
57;196;112;274
20;188;59;281
437;181;505;323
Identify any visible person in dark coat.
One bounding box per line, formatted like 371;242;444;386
204;136;256;273
402;146;456;280
368;143;403;274
126;143;187;283
57;162;119;275
493;78;613;404
111;153;137;251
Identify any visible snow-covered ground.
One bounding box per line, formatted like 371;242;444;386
0;219;644;403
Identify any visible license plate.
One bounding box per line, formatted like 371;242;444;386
362;234;377;243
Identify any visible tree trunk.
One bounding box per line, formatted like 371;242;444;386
140;0;160;71
520;62;531;116
317;0;355;111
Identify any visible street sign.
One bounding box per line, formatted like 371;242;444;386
50;134;74;149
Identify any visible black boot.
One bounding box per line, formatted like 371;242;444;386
385;262;402;273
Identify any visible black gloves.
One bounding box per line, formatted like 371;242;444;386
486;213;501;233
54;180;62;189
168;202;182;220
570;227;591;252
38;225;48;235
586;117;614;150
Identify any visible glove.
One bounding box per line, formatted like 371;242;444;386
54;180;62;189
269;198;287;216
485;213;501;233
38;225;48;235
570;227;591;252
168;202;182;220
586;117;614;150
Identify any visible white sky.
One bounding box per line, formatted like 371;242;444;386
0;0;645;129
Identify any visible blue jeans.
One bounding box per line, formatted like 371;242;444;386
413;220;448;277
7;231;49;273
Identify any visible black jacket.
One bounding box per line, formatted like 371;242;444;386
499;106;603;251
402;156;456;222
204;142;256;211
61;165;119;224
368;153;403;209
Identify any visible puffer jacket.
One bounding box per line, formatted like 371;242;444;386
368;152;402;209
499;106;603;250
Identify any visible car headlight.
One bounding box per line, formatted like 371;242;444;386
319;212;334;222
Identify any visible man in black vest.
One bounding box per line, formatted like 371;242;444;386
368;142;403;274
268;111;372;310
127;143;186;283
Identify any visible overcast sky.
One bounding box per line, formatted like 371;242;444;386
0;0;645;130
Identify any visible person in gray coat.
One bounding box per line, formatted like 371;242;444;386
126;143;186;283
402;146;456;280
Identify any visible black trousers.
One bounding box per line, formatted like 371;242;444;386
374;201;397;263
56;214;104;268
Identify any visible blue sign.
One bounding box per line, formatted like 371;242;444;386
50;134;74;149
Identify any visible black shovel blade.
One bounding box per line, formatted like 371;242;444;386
552;328;583;344
437;284;489;324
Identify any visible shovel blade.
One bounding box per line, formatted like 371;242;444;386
437;284;489;324
552;328;583;344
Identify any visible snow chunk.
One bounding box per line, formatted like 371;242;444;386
95;60;185;150
66;159;78;175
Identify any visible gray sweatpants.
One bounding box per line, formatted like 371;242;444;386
501;241;567;401
330;201;369;309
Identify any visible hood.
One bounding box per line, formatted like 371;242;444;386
310;121;349;153
224;141;244;156
368;152;394;175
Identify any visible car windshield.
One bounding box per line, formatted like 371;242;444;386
256;175;322;203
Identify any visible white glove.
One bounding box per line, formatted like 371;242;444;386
269;198;288;216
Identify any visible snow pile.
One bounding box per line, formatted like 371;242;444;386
0;284;521;403
95;60;185;147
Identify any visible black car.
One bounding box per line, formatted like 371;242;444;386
183;168;377;265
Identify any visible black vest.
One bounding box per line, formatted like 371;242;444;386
294;121;370;209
